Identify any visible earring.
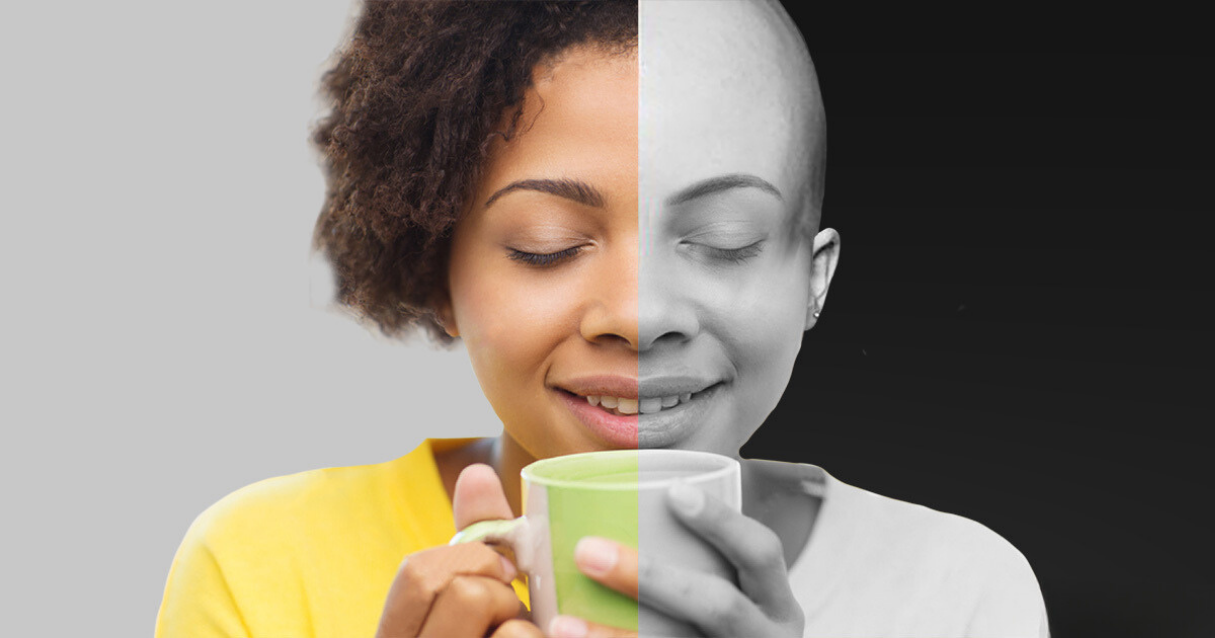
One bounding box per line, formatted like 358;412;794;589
805;306;821;331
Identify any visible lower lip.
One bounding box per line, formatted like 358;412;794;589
638;383;724;448
557;390;639;449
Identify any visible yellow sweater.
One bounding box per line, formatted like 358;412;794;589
155;438;527;637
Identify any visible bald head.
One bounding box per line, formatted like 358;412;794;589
640;0;826;233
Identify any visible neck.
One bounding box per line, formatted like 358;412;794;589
490;433;536;518
433;434;533;518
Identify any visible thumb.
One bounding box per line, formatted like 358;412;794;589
453;463;515;530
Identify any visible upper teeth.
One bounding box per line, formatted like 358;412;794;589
586;393;694;415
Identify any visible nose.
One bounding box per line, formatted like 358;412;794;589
637;250;700;351
579;238;639;350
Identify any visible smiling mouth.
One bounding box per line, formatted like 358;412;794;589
560;386;719;417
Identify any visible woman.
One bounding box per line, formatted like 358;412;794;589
157;3;642;637
157;1;1047;637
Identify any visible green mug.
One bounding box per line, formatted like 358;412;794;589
451;449;741;636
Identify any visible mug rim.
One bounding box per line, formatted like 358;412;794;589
521;449;739;491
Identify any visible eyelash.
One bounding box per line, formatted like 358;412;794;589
508;246;582;267
699;240;765;263
507;241;761;267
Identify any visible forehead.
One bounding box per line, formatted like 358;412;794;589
640;0;821;202
475;46;638;207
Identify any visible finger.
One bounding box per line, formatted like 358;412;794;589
667;483;799;618
453;463;515;530
636;556;767;638
574;537;639;600
376;543;517;638
491;618;545;638
548;615;637;638
418;575;525;638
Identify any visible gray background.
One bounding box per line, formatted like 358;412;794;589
0;1;499;634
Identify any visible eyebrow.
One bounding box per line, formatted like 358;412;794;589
665;173;784;206
483;178;605;209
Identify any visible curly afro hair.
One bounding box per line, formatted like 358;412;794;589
312;0;638;343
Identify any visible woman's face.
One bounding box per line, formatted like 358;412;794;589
636;0;837;456
445;9;837;462
444;47;640;460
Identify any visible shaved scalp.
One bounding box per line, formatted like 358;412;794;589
640;0;826;237
756;0;827;233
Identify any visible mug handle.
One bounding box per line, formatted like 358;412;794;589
450;517;534;572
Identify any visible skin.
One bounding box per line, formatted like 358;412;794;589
637;0;831;457
379;45;641;637
377;465;540;638
377;1;840;636
441;44;641;517
550;2;839;636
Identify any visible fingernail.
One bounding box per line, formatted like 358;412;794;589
574;536;618;577
549;615;588;638
668;482;704;517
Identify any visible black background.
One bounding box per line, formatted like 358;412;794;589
746;5;1214;637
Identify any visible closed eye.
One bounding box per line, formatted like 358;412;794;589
508;246;582;267
695;240;765;263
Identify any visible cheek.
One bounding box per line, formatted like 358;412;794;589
722;284;804;375
455;271;561;375
697;257;808;348
448;251;585;411
700;261;809;417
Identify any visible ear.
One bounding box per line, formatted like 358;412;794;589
431;288;460;338
804;227;840;331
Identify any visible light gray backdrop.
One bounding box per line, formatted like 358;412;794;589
0;1;499;634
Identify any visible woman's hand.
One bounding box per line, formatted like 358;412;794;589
546;541;639;638
376;464;543;638
551;483;803;638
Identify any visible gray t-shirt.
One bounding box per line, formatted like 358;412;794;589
781;465;1049;637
